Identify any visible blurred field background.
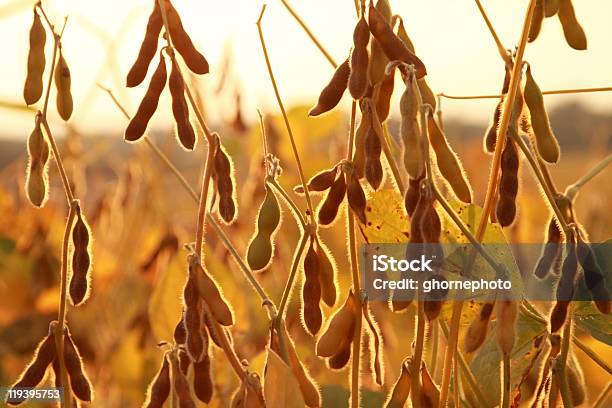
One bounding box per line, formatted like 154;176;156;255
0;0;611;407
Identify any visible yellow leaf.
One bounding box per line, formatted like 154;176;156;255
264;348;306;408
360;189;410;243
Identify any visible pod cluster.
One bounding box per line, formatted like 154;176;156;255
529;0;587;50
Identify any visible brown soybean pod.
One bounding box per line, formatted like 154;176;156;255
524;66;560;163
214;140;236;223
193;355;213;403
23;9;46;105
203;310;225;348
384;360;411;408
328;331;353;370
348;15;370;100
545;0;560;17
464;302;494;352
346;171;367;224
143;354;171;408
534;218;563;278
557;0;587;50
170;353;196;408
125;55;167;142
164;0;209;74
302;237;322;335
173;313;187;345
352;101;371;179
69;204;92;306
169;58;196;150
420;198;441;244
192;259;234;326
496;138;519;227
8;331;56;405
364;126;383;190
496;300;518;355
316;238;338;307
26;121;50;208
317;173;346;226
484;68;510;153
295;167;338;194
183;266;205;362
316;291;356;357
375;72;394;122
404;175;423;217
528;0;545;42
409;191;427;244
64;330;93;402
427;112;472;203
367;4;427;78
178;349;191;375
399;75;422;179
420;364;440;407
54;47;73;121
309;58;350;116
368;0;391;85
126;2;162;87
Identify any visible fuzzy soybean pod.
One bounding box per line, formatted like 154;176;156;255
346;171;367;224
183;269;205;362
545;0;560;17
400;76;423;179
316;237;338;307
367;4;426;78
125;55;167;142
557;0;587;50
302;237;323;335
143;354;171;408
348;14;370;100
173;313;187;345
294;167;338;194
191;258;234;326
23;10;46;105
317;172;347;226
368;0;391;85
164;0;209;74
7;330;56;405
327;328;353;370
309;58;350;116
352;101;371;178
169;58;196;150
193;355;213;403
384;360;411;408
420;363;440;408
524;66;560;163
247;184;281;271
69;204;93;306
214;139;237;223
364;126;383;190
375;71;395;122
427;112;472;203
404;175;423;217
534;218;563;279
54;47;73;121
64;329;93;402
484;68;510;153
126;1;162;87
169;352;196;408
496;300;518;355
496;138;519;227
576;238;611;314
529;0;545;42
464;302;494;352
25;121;50;208
316;291;356;358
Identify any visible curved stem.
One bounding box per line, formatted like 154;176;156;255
439;86;612;100
565;154;612;200
268;179;307;230
40;117;74;203
572;335;612;375
411;300;425;408
348;212;362;408
501;354;511;408
593;381;612;408
473;0;511;66
277;232;309;319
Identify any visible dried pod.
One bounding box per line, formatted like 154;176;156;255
524;66;560;163
367;4;426;78
566;354;586;405
348;14;370;99
142;354;171;408
178;349;191;375
25;121;50;207
375;72;395;121
550;301;570;334
214;139;237;223
420;363;440;408
125;54;167;142
169;57;196;150
420;197;441;244
363;301;383;385
173;313;187;345
302;237;322;335
64;329;93;402
316;291;356;358
126;2;162;87
317;172;347;226
545;0;560;17
346;171;367;224
23;9;46;105
183;269;205;361
170;352;196;408
54;47;73;121
556;237;578;303
404;175;423;217
427;112;472;203
191;257;234;326
352;101;372;178
368;0;391;85
364;127;383;190
496;300;518;355
528;0;545;42
484;68;510;153
203;310;226;348
534;218;563;279
69;204;92;306
399;75;423;179
496;138;519;227
165;0;209;74
309;58;350;116
316;237;338;307
328;333;353;370
423;277;447;321
7;329;56;405
384;359;411;408
193;355;213;403
247;184;281;271
557;0;587;50
576;238;609;312
464;302;494;352
409;189;427;244
295;167;338;194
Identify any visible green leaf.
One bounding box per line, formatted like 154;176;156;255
147;258;186;342
360;189;409;243
574;301;612;345
264;348;306;408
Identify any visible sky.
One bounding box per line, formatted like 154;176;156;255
1;0;612;138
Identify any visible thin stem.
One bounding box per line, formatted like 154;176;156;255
268;179;307;230
277;232;309;319
257;5;316;223
593;381;612;408
501;354;511;408
429;322;439;380
42;35;58;116
557;312;573;408
572;336;612;375
565;154;612;200
348;213;362;408
278;0;337;68
40;116;74;203
473;0;511;66
411;300;425;408
439;86;612;100
368;99;405;192
55;201;77;408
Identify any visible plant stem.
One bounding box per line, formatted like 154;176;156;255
429;322;438;380
268;179;307;229
473;0;511;66
411;300;425;408
565;154;612;200
277;232;309;319
368;99;405;192
439;86;612;100
257;5;315;223
593;381;612;408
557;311;574;408
501;353;511;408
348;213;362;408
572;335;612;375
278;0;337;68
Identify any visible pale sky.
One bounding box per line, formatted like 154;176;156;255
1;0;612;138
